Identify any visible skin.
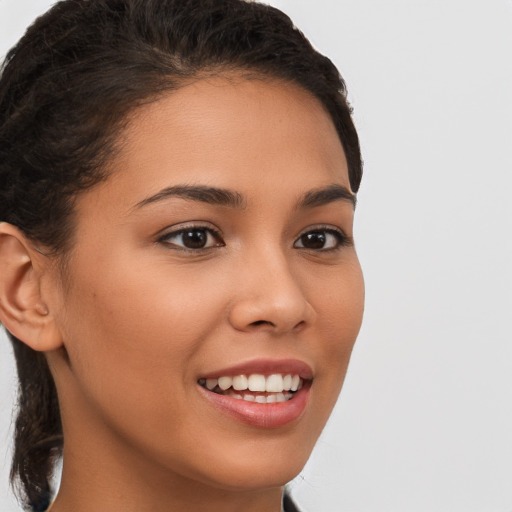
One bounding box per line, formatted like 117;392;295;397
3;76;364;512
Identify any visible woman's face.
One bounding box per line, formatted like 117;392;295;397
48;76;364;491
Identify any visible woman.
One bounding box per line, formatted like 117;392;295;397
0;1;364;511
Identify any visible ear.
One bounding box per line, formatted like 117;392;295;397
0;223;63;351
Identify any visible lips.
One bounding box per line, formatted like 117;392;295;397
197;359;313;428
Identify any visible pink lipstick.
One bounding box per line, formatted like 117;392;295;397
197;359;313;428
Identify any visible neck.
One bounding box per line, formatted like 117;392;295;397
49;420;284;512
51;452;284;512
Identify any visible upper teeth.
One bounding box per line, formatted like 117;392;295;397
203;374;302;393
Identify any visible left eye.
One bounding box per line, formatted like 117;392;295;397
293;229;346;250
159;227;224;250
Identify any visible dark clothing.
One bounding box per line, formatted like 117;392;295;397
283;492;302;512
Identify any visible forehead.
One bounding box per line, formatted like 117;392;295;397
76;75;351;222
115;76;347;183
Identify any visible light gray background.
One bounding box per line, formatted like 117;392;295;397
1;1;511;511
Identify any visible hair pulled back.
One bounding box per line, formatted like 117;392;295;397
0;1;362;509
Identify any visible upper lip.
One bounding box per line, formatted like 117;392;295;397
199;358;314;380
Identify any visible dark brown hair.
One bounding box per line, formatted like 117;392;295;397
0;0;362;510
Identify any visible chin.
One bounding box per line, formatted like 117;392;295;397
186;436;315;492
204;458;308;492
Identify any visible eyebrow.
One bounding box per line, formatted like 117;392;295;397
133;185;246;210
133;183;355;211
296;184;356;209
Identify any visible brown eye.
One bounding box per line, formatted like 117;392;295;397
294;229;346;251
159;227;224;250
181;229;208;249
299;231;326;249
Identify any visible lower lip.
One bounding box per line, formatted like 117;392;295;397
198;383;311;428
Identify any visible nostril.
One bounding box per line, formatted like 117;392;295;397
250;320;274;327
248;319;306;332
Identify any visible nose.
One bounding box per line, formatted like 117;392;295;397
228;249;316;334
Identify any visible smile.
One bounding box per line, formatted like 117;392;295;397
198;373;304;403
197;361;313;428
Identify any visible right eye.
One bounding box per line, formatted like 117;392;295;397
158;226;225;251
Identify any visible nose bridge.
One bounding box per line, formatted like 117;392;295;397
228;242;315;333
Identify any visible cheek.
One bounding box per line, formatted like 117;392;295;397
54;259;234;469
312;258;365;345
56;257;227;414
65;256;224;346
308;259;364;400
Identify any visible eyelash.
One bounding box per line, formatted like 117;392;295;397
157;224;351;252
157;225;224;252
293;226;352;251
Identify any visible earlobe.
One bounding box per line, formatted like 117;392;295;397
0;223;63;351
